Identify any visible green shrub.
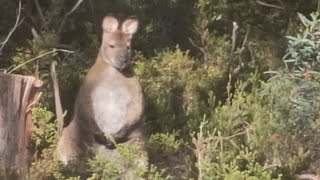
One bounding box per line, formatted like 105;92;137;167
87;154;122;180
148;132;182;154
87;144;168;180
31;105;59;155
189;12;320;179
28;146;80;180
283;12;320;76
135;47;228;135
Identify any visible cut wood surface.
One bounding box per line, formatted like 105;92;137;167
0;73;43;175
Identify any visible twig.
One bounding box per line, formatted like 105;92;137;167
207;130;247;141
192;122;208;180
7;49;74;73
89;0;99;34
256;0;285;10
31;26;45;43
229;21;239;73
0;0;24;55
31;27;74;50
33;0;47;29
231;21;239;57
276;0;285;7
0;69;7;74
241;28;250;48
221;130;247;140
58;0;84;34
27;92;43;112
51;62;64;134
247;42;255;63
297;174;319;180
232;65;241;75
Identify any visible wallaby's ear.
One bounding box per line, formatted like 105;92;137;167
102;16;119;33
121;16;139;35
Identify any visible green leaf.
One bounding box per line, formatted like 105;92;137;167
298;13;312;27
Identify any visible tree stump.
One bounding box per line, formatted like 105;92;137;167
0;73;43;177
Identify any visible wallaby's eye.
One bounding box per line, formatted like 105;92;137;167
109;45;115;48
127;46;131;51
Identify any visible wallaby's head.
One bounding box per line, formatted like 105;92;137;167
100;16;139;70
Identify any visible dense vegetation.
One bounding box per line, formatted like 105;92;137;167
1;0;320;179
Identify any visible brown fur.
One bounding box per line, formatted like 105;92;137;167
56;16;147;168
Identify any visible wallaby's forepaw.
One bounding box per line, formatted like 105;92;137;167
93;133;117;149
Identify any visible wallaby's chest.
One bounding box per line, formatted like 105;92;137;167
90;69;142;134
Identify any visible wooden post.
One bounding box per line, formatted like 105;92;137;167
0;73;43;176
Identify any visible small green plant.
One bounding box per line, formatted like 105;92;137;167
190;0;225;65
148;132;182;153
0;165;20;180
87;154;122;180
28;146;80;180
191;118;280;180
116;143;149;178
31;105;59;156
146;164;172;180
86;142;147;179
283;12;320;77
30;105;80;180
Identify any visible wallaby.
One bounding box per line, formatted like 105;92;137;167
55;16;147;171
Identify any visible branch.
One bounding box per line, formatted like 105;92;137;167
0;0;24;55
241;28;250;49
89;0;99;34
256;0;285;10
51;62;64;134
206;130;247;141
58;0;84;34
0;69;7;74
31;27;74;50
229;21;239;74
276;0;285;7
33;0;47;29
297;174;319;180
220;130;247;140
231;21;239;57
7;48;74;73
228;21;240;74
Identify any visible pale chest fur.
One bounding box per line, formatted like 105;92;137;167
90;67;143;134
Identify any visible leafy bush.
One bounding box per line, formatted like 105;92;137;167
135;47;228;135
148;133;182;154
283;12;320;76
189;12;320;180
87;154;122;180
87;143;168;180
31;105;58;155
